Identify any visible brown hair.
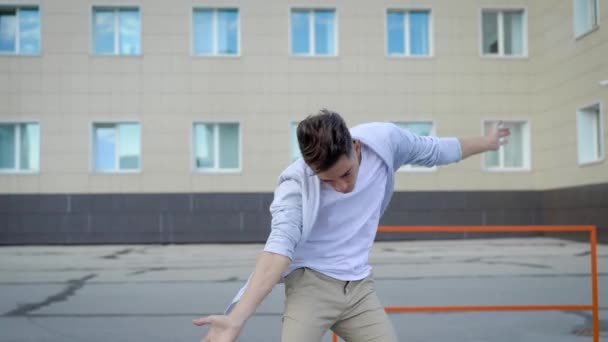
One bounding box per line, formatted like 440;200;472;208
297;109;353;173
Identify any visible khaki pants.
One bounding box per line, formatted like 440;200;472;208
282;268;398;342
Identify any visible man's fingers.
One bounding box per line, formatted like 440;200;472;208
193;315;215;326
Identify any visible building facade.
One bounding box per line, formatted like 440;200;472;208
0;0;607;244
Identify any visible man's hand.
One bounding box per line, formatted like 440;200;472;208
459;121;511;159
485;121;511;151
193;315;243;342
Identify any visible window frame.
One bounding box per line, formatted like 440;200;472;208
384;8;434;58
479;7;528;58
481;119;532;172
0;121;40;174
576;101;605;166
90;5;142;57
393;121;438;172
191;7;241;57
191;121;242;174
90;121;142;174
288;6;338;57
573;0;600;40
0;5;41;55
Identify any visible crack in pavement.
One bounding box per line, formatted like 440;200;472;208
4;274;97;316
127;267;167;276
101;248;134;260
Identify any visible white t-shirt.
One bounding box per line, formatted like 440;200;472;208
287;144;388;281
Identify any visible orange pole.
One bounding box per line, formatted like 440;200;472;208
378;225;594;233
329;225;600;342
590;227;600;342
383;304;593;313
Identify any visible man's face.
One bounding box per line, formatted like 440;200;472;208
316;141;361;193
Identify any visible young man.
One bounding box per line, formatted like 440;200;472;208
193;110;510;342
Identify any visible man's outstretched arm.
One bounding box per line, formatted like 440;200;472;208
459;122;510;159
193;251;290;342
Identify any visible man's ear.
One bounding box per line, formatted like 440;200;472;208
353;140;361;155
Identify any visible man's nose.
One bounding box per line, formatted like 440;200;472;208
334;181;348;192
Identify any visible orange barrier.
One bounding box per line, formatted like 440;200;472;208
332;225;600;342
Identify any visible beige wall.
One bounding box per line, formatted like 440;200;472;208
0;0;606;193
530;0;608;189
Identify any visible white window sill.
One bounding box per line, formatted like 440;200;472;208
0;52;42;57
0;170;40;175
192;53;241;58
193;169;242;175
480;54;529;59
578;157;605;167
575;25;600;41
483;167;531;172
91;170;141;174
90;53;143;58
289;54;339;58
386;54;434;59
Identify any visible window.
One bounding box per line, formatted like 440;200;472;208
395;122;436;171
0;6;40;54
93;123;141;172
483;121;530;170
574;0;599;38
481;9;526;57
577;103;603;164
386;10;431;56
193;123;240;171
0;123;39;172
92;7;140;55
290;8;336;56
193;8;239;56
290;122;301;162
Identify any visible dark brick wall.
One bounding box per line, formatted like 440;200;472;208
0;184;606;245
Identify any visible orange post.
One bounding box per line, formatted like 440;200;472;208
590;227;600;342
331;225;600;342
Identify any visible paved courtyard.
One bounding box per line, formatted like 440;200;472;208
0;237;607;341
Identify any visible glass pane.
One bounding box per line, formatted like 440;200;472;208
19;123;39;171
119;9;140;55
504;123;523;168
219;123;239;169
118;123;140;170
314;10;335;55
19;8;40;54
193;10;213;55
410;11;429;56
291;10;310;54
405;122;433;136
482;12;498;54
484;122;499;168
217;9;238;54
574;0;596;36
387;11;405;55
503;11;524;56
93;9;115;54
194;124;215;168
290;122;301;162
0;9;17;53
577;107;601;163
0;124;16;169
95;124;116;171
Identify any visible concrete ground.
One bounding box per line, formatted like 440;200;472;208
0;237;607;342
